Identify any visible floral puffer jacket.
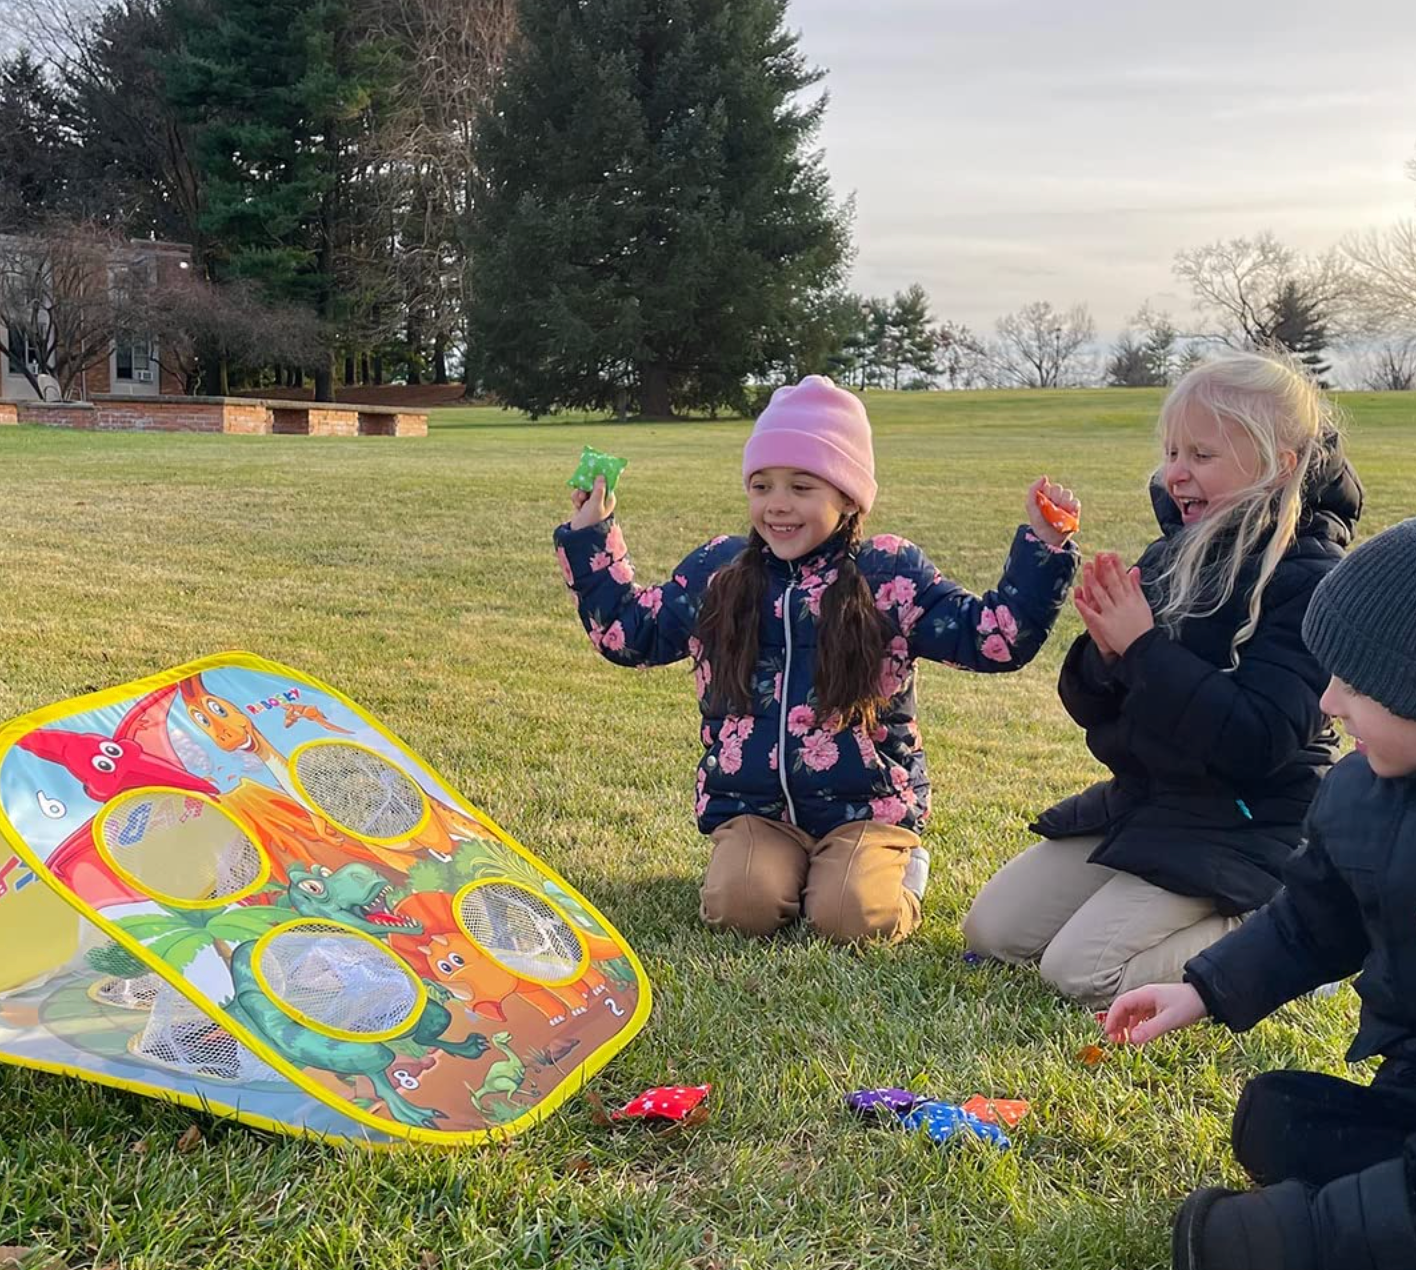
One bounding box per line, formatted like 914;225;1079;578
554;517;1078;839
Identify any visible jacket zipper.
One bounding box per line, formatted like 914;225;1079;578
777;580;798;825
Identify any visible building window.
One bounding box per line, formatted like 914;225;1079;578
112;255;157;384
115;333;155;383
7;326;36;376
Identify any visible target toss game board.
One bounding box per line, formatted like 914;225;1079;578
0;653;649;1146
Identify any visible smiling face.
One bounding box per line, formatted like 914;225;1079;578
1161;403;1270;526
747;467;856;561
17;728;218;801
180;678;261;754
1320;677;1416;779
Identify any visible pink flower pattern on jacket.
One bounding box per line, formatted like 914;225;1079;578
787;704;816;737
799;730;840;772
688;635;712;701
870;795;909;825
798;566;839;617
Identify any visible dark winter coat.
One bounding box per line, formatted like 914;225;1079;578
1186;756;1416;1064
554;518;1078;839
1031;441;1362;914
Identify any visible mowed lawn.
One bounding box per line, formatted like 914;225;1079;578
1;388;1413;1270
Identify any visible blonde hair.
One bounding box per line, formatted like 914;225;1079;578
1152;348;1340;666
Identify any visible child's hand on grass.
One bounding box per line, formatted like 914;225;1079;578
570;474;616;530
1027;476;1080;548
1104;982;1208;1046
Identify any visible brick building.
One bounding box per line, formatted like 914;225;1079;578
0;238;191;401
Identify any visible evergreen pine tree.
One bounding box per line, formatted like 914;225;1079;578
1265;278;1332;384
163;0;389;395
466;0;850;418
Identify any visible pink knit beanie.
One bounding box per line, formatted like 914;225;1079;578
741;375;877;514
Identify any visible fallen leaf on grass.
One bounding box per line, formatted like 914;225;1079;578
129;1139;149;1157
583;1091;613;1127
176;1125;203;1153
563;1155;594;1176
417;1253;440;1270
1077;1044;1109;1066
651;1103;711;1136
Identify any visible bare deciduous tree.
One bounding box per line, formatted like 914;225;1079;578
990;300;1096;388
368;0;518;379
1173;231;1355;348
0;220;128;396
1343;152;1416;336
1344;220;1416;332
1350;335;1416;391
122;272;331;393
934;321;992;390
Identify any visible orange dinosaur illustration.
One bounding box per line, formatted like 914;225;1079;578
420;930;589;1027
389;892;624;1028
178;673;497;873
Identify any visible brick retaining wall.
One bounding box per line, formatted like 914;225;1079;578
4;395;425;436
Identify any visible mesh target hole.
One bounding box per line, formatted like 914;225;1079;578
253;921;423;1040
96;790;267;907
455;882;587;985
291;742;428;843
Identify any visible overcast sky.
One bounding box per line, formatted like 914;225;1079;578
794;0;1416;339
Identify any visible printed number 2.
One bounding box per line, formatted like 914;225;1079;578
37;790;66;820
604;998;625;1017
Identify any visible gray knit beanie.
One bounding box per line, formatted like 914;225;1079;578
1302;518;1416;721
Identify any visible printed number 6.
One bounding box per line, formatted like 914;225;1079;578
38;790;66;820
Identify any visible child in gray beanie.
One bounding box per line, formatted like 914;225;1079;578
1103;517;1416;1270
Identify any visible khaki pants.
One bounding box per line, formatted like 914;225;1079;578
700;814;922;944
962;836;1243;1008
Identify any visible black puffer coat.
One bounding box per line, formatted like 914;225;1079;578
1186;755;1416;1064
1031;438;1362;915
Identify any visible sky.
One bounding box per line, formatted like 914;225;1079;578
793;0;1416;340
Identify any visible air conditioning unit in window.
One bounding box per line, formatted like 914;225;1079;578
133;369;155;383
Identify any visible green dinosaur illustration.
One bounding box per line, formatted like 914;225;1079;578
285;863;424;937
214;864;488;1128
465;1030;527;1118
223;938;488;1129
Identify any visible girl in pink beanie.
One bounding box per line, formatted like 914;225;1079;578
554;375;1080;944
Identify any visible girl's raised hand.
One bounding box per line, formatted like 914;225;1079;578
1073;552;1154;656
1103;982;1208;1046
1074;560;1117;660
569;474;617;531
1027;476;1081;548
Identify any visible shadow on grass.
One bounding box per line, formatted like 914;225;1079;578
581;872;707;946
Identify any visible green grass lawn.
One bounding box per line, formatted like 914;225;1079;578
0;388;1413;1269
